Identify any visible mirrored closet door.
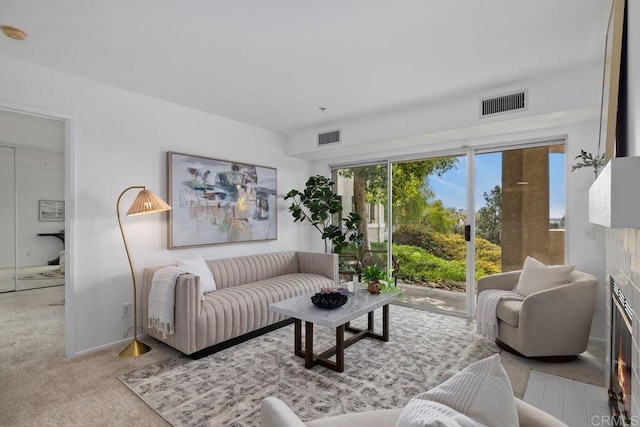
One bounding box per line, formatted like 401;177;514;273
0;146;65;293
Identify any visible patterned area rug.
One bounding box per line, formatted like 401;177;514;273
119;305;498;426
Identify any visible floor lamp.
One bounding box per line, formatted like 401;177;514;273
117;186;171;357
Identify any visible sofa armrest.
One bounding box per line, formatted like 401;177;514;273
142;267;202;355
476;270;521;294
516;398;568;427
261;397;307;427
296;251;338;284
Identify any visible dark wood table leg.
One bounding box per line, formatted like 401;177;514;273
335;324;345;373
305;321;314;369
382;304;389;341
368;311;374;331
294;319;302;357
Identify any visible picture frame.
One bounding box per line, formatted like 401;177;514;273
39;200;65;222
167;152;277;249
599;0;625;162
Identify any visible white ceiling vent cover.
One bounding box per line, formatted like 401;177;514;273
480;90;527;118
318;129;341;146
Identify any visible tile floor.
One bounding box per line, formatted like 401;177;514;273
524;371;611;427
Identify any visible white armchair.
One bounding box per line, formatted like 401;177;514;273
477;269;599;359
261;374;567;427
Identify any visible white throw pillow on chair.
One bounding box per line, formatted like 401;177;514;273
513;256;574;297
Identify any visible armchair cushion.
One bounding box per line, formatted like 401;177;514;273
513;257;574;297
496;299;522;327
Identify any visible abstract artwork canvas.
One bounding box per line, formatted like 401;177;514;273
167;152;277;248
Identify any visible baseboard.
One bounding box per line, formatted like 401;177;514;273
73;333;149;357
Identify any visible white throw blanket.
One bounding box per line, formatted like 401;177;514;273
148;266;183;339
476;290;524;341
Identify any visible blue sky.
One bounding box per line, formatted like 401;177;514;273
427;152;566;218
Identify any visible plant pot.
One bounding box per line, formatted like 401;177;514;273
367;280;382;294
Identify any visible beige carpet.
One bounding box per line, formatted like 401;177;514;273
1;287;606;426
119;306;499;426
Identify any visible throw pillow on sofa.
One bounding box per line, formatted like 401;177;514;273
397;354;518;427
513;256;575;297
175;255;217;294
396;399;483;427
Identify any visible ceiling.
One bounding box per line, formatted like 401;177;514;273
0;1;612;134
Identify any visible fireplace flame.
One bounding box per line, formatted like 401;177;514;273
617;340;626;401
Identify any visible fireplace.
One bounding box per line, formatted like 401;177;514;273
610;277;633;426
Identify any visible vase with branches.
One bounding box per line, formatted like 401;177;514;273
571;150;605;177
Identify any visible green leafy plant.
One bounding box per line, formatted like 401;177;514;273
571;150;605;176
361;264;385;283
285;175;363;254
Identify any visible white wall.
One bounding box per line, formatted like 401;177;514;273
0;109;65;151
0;55;313;355
286;65;603;160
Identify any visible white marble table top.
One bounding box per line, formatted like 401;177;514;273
269;287;401;329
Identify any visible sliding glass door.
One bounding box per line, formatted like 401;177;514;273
331;140;565;318
390;155;468;315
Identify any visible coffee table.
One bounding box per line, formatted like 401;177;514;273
270;288;400;372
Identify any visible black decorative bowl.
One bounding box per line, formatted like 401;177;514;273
311;292;348;309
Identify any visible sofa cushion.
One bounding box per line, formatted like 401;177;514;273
199;273;331;346
496;299;522;327
414;354;518;427
514;256;574;297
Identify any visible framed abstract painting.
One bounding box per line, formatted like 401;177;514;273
167;152;277;248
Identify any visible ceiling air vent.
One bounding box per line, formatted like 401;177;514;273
480;90;527;118
318;129;341;146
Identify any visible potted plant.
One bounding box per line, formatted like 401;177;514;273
361;264;385;294
285;175;363;254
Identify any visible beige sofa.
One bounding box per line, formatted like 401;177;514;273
142;251;337;358
477;269;598;358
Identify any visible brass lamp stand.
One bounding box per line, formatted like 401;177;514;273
117;186;171;357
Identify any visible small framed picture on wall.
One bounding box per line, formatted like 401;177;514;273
39;200;65;222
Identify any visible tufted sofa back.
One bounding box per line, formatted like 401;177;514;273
207;251;299;289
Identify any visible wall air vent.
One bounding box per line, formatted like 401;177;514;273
318;129;341;146
480;90;527;118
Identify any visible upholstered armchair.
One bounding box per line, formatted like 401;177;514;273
477;269;599;359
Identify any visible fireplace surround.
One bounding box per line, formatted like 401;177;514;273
610;277;633;425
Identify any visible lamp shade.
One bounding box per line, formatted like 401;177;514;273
126;189;171;216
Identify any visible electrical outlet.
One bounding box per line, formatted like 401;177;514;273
121;302;132;318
